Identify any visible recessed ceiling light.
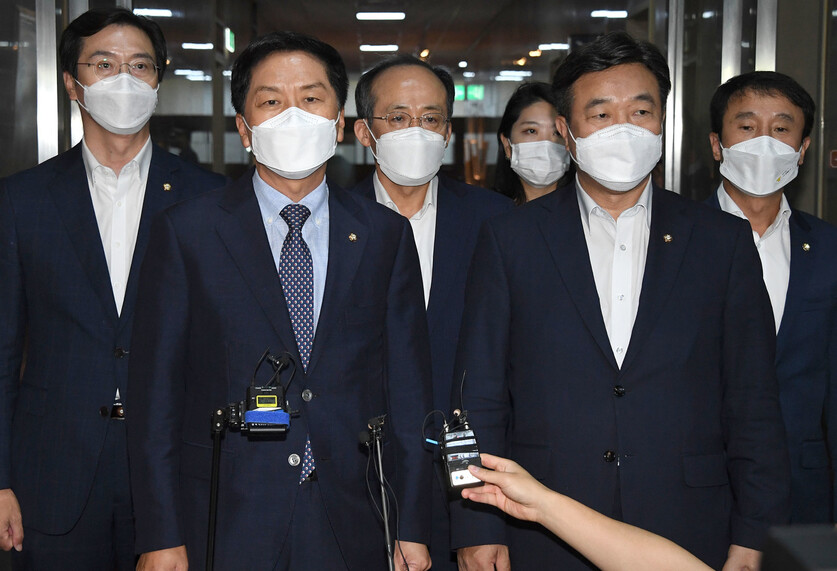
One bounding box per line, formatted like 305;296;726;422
529;50;542;57
356;12;406;21
173;69;205;76
463;71;476;78
420;48;430;58
702;10;715;18
538;43;569;51
591;10;628;18
499;70;533;77
494;76;524;82
133;8;172;17
360;44;399;52
458;61;468;68
182;42;213;50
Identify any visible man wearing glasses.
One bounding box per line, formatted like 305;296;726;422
352;55;511;571
0;9;223;568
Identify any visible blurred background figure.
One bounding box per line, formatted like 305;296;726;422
495;82;571;204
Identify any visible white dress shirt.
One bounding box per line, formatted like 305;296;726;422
577;177;652;368
374;172;437;307
82;137;152;315
717;185;791;333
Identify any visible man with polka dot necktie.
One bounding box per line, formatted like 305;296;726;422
127;31;433;571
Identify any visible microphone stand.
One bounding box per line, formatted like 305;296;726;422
207;408;227;571
368;416;395;571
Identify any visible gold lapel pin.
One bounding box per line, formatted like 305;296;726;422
163;183;172;191
348;233;357;242
803;242;811;252
663;234;673;243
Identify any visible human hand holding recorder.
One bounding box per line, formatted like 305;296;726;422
462;454;711;571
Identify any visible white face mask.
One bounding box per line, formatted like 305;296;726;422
569;123;662;192
76;73;158;135
719;136;801;196
245;107;339;180
510;140;570;188
366;124;447;186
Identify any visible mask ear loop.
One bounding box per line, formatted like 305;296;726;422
362;119;382;163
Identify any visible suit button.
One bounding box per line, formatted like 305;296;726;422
603;450;616;463
99;406;109;418
301;389;313;402
113;347;128;358
288;453;301;467
613;385;626;397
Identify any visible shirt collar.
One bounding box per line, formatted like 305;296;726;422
575;175;653;227
81;136;152;183
373;171;438;220
252;169;329;226
716;184;791;234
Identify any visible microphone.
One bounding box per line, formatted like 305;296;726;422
266;352;292;372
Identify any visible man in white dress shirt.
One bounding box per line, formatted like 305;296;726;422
707;71;837;524
350;55;512;570
451;32;789;571
0;9;223;568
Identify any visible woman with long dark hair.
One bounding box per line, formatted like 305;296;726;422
495;82;572;204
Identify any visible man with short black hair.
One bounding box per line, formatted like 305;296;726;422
351;54;512;570
707;71;837;524
451;32;790;571
0;8;224;569
127;32;433;570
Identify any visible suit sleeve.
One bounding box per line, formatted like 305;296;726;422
0;183;25;490
828;292;837;522
385;218;434;544
723;222;791;548
126;210;190;553
448;220;511;549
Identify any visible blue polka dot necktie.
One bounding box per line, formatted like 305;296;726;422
278;204;316;483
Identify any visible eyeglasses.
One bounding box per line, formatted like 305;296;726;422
76;57;159;81
371;111;449;133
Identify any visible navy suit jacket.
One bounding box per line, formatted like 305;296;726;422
450;183;791;570
708;191;837;523
127;170;433;570
350;174;513;416
0;144;225;534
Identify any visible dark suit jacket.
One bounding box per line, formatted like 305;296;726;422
350;174;513;415
450;183;791;570
0;144;225;534
127;170;433;570
708;191;837;523
351;173;512;570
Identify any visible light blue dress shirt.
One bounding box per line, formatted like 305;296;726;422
252;170;329;336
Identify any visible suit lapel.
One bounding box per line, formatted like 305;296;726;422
48;145;119;322
120;145;190;327
776;211;813;356
215;172;300;363
426;179;471;335
307;186;367;374
621;187;693;371
538;188;618;369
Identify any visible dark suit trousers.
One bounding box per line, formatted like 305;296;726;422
12;421;134;571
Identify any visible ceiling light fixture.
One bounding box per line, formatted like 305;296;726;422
529;49;542;57
499;70;533;77
513;57;527;66
133;8;173;17
463;71;476;78
591;10;628;18
360;44;399;52
538;42;569;50
458;60;468;68
356;11;406;20
420;48;430;58
494;76;524;82
182;42;213;50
